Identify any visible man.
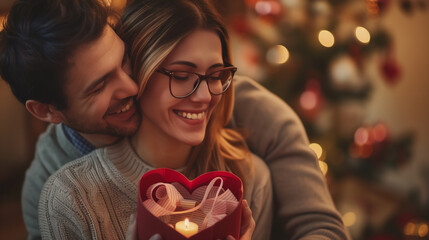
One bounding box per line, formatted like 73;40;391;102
0;0;350;239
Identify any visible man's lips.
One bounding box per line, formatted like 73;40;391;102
107;98;134;115
104;99;137;121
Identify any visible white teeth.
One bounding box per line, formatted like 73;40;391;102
115;100;133;114
176;111;204;120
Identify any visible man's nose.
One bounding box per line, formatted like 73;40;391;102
115;70;138;99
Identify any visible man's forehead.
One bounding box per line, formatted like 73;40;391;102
64;25;125;89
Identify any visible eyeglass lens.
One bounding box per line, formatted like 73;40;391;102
170;69;233;98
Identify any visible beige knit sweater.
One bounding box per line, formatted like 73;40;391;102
38;138;273;240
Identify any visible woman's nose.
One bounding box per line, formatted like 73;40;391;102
188;80;212;103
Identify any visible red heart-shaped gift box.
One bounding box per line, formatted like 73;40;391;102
137;168;243;240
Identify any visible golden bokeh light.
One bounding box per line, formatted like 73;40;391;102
266;45;290;64
343;212;356;227
418;223;429;237
310;143;323;159
318;30;335;48
318;161;328;176
404;222;416;236
355;26;371;44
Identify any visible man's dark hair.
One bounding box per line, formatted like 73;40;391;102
0;0;110;110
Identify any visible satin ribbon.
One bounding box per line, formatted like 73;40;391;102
142;177;238;229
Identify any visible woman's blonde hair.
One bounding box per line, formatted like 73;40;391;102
117;0;251;182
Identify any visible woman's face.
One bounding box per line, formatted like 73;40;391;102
139;30;224;146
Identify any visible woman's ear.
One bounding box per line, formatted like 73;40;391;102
25;100;63;124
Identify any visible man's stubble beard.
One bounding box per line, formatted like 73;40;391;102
62;111;141;138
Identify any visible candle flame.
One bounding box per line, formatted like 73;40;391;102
185;218;189;229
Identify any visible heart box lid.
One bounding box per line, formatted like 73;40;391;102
137;168;243;240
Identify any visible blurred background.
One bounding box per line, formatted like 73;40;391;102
1;0;429;239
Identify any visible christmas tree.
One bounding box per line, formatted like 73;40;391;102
214;0;428;239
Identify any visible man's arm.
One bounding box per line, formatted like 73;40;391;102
22;124;80;240
231;76;350;239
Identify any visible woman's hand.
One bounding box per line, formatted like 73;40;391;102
238;200;255;240
223;200;255;240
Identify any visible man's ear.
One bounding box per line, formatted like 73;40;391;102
25;100;63;124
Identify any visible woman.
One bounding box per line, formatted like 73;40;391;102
38;0;272;239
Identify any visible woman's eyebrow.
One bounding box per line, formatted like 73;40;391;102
169;61;225;69
170;61;197;68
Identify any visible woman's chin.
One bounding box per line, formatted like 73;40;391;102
181;135;205;146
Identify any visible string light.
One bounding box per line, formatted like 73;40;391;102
373;123;388;142
309;143;323;159
343;212;357;227
354;127;370;146
318;161;328;175
299;90;318;110
266;45;290;64
404;222;416;235
255;1;272;15
318;30;335;47
355;26;371;44
419;223;429;237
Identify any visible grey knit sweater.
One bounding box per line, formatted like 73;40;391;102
22;75;350;239
38;138;273;240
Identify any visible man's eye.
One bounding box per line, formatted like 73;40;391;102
91;81;106;94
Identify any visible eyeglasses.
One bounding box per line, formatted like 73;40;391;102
156;66;237;98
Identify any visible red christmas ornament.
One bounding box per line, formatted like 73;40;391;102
380;46;401;85
380;57;401;85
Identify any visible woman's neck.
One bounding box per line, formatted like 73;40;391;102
131;119;191;169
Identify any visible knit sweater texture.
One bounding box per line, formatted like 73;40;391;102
38;138;273;240
22;75;350;239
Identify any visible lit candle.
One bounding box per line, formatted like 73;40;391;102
175;218;198;238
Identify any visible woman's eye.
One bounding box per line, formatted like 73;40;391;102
173;72;191;81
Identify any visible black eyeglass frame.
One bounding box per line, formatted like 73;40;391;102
156;66;237;99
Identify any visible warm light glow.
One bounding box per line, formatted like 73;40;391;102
343;212;356;227
255;1;272;15
360;144;373;158
318;161;328;176
318;30;335;47
0;15;5;32
404;222;416;235
310;143;323;159
373;123;388;142
354;127;369;146
355;26;371;44
175;218;198;238
300;90;318;110
367;0;380;15
418;223;429;237
266;45;290;64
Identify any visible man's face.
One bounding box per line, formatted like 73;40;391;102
57;26;140;143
